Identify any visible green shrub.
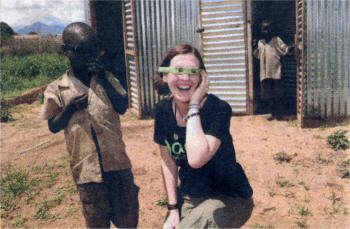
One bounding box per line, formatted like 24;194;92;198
273;151;292;163
1;53;69;98
1;169;29;212
0;105;14;122
156;196;168;207
327;130;350;150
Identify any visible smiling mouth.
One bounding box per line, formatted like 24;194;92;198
177;85;191;91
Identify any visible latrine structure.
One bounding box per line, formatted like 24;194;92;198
86;0;350;127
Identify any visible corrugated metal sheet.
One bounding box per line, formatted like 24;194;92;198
296;0;307;124
200;0;248;113
133;0;201;116
122;0;142;116
305;0;350;119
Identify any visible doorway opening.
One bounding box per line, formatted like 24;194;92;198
251;0;297;116
92;1;128;91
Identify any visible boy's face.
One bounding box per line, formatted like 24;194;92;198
261;22;272;37
64;40;100;76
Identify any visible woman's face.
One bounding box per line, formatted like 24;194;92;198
163;53;201;104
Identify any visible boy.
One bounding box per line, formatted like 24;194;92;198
41;22;139;228
253;19;293;120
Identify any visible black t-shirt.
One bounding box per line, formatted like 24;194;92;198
154;94;253;198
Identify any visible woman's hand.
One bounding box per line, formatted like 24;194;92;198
162;209;180;229
190;70;209;104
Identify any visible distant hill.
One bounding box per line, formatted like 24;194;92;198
16;22;64;35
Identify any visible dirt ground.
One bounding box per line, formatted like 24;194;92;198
1;101;350;228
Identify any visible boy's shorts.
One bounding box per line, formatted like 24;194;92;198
77;168;139;228
260;78;284;100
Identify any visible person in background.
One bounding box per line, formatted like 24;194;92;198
153;43;254;229
41;22;139;228
253;19;294;120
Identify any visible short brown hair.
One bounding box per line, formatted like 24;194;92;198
153;44;205;95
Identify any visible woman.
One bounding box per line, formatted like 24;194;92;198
153;44;254;229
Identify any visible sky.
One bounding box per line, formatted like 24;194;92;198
0;0;86;28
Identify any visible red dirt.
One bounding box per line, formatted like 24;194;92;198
1;101;350;228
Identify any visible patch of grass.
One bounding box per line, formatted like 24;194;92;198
60;152;71;160
338;168;350;178
35;200;55;219
327;191;341;205
284;191;295;198
341;159;350;167
296;219;307;228
276;179;294;188
315;153;332;165
9;215;27;227
298;181;310;191
268;187;275;197
327;130;349;150
287;120;298;127
1;168;29;196
53;188;65;205
31;165;43;173
324;206;340;215
273;151;292;163
26;189;40;204
46;171;59;187
0;105;15;122
156;196;168;207
297;206;310;216
66;184;77;194
293;168;299;174
65;207;80;218
0;168;29;212
1;53;69;99
252;223;275;229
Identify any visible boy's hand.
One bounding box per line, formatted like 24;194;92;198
252;39;258;49
87;57;105;77
69;93;88;111
288;44;295;55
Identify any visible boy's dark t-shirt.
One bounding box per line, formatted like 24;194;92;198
154;94;253;198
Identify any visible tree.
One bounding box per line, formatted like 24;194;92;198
1;22;15;47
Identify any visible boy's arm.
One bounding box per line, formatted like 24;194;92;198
99;73;128;115
48;93;88;133
252;39;260;59
87;58;128;114
277;37;289;56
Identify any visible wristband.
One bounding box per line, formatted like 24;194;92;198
167;203;179;210
184;112;200;122
189;103;201;109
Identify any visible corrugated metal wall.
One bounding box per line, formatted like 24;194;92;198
123;0;141;115
305;0;350;119
296;0;307;124
200;0;248;113
133;0;201;116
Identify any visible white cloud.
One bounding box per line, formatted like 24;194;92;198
0;0;86;28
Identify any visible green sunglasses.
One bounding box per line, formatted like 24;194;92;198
158;66;200;75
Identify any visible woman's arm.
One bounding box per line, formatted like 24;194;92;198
185;113;221;168
186;70;222;169
159;145;180;229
